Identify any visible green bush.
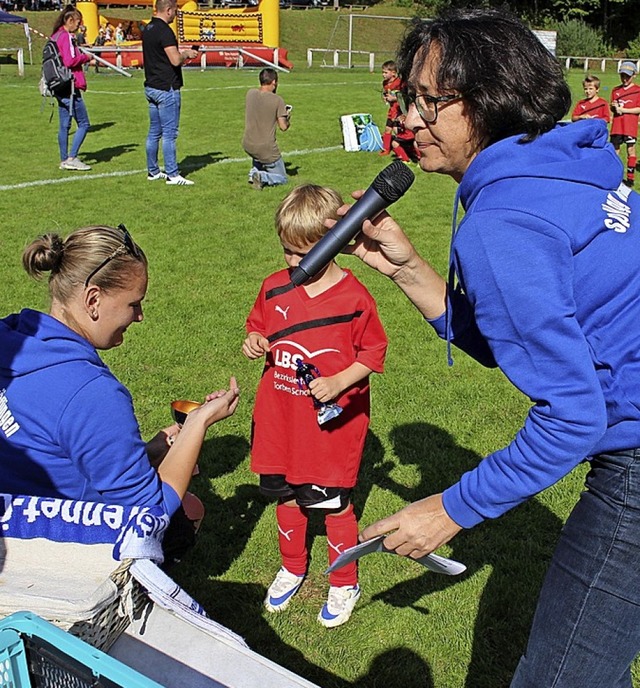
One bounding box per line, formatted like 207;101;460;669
554;18;612;57
626;35;640;59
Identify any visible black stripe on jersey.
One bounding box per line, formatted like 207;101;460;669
268;311;364;343
265;282;296;300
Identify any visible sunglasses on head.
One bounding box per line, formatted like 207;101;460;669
84;224;142;288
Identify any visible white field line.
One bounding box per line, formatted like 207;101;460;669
2;80;377;97
0;146;343;192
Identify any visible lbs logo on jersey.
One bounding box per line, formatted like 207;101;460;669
272;340;340;372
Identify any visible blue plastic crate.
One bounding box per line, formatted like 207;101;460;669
0;612;163;688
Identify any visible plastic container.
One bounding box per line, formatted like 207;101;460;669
0;611;163;688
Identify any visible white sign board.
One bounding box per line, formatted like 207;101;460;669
533;30;557;57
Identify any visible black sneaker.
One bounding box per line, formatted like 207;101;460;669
623;179;634;188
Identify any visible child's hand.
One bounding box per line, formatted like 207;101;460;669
308;375;342;404
242;332;270;359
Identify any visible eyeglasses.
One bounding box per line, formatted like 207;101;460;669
84;224;142;288
401;92;462;124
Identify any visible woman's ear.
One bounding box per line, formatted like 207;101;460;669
84;285;101;320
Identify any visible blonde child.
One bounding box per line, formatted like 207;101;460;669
571;75;610;123
243;184;387;628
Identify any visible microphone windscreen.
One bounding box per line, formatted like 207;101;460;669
371;160;415;203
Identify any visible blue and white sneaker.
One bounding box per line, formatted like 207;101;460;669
318;584;361;628
264;567;305;612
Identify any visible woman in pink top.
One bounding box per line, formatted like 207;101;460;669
51;5;94;171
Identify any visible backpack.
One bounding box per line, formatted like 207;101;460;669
358;122;383;152
340;113;384;153
40;38;73;97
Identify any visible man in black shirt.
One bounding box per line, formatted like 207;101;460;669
142;0;198;186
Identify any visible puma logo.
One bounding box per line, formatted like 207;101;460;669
278;525;294;541
275;305;290;320
328;538;345;555
311;485;328;497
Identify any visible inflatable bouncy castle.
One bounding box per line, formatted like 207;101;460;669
76;0;292;70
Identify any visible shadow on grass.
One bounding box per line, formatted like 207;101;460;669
89;121;116;133
83;143;139;163
198;580;352;688
365;422;564;688
285;162;301;177
181;151;228;173
183;432;262;577
189;579;433;688
352;647;433;688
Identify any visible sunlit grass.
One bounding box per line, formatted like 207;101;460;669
0;55;636;687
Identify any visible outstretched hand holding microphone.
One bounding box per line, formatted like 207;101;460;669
289;161;416;286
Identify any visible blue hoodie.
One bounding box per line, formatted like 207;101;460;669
430;120;640;528
0;309;180;515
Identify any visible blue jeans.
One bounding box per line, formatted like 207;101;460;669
145;86;181;178
56;93;90;161
249;157;287;187
511;449;640;688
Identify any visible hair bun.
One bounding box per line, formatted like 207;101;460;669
23;233;65;279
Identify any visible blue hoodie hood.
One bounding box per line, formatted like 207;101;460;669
460;120;622;209
0;309;105;378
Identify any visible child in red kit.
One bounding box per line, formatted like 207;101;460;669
391;114;419;163
243;184;387;628
380;60;403;156
571;75;610;124
610;61;640;187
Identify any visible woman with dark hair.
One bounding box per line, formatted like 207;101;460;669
349;8;640;687
0;225;239;544
51;5;94;171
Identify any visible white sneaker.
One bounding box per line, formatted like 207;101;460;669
60;157;91;171
318;584;361;628
147;171;167;181
166;174;194;186
264;567;305;612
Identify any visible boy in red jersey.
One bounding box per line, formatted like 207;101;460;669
610;61;640;187
391;113;419;163
243;184;387;628
379;60;403;156
571;75;611;124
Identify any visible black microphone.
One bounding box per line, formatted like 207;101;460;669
290;160;415;286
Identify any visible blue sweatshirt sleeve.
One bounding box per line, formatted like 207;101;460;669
427;289;497;368
442;211;607;528
57;373;180;516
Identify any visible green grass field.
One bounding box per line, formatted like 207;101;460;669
0;12;638;687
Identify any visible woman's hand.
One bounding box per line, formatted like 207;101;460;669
242;332;270;360
339;191;421;280
186;377;240;428
339;191;448;321
157;378;239;500
359;494;462;559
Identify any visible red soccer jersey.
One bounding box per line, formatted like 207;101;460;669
383;75;403;122
611;84;640;137
571;97;611;123
247;268;387;488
